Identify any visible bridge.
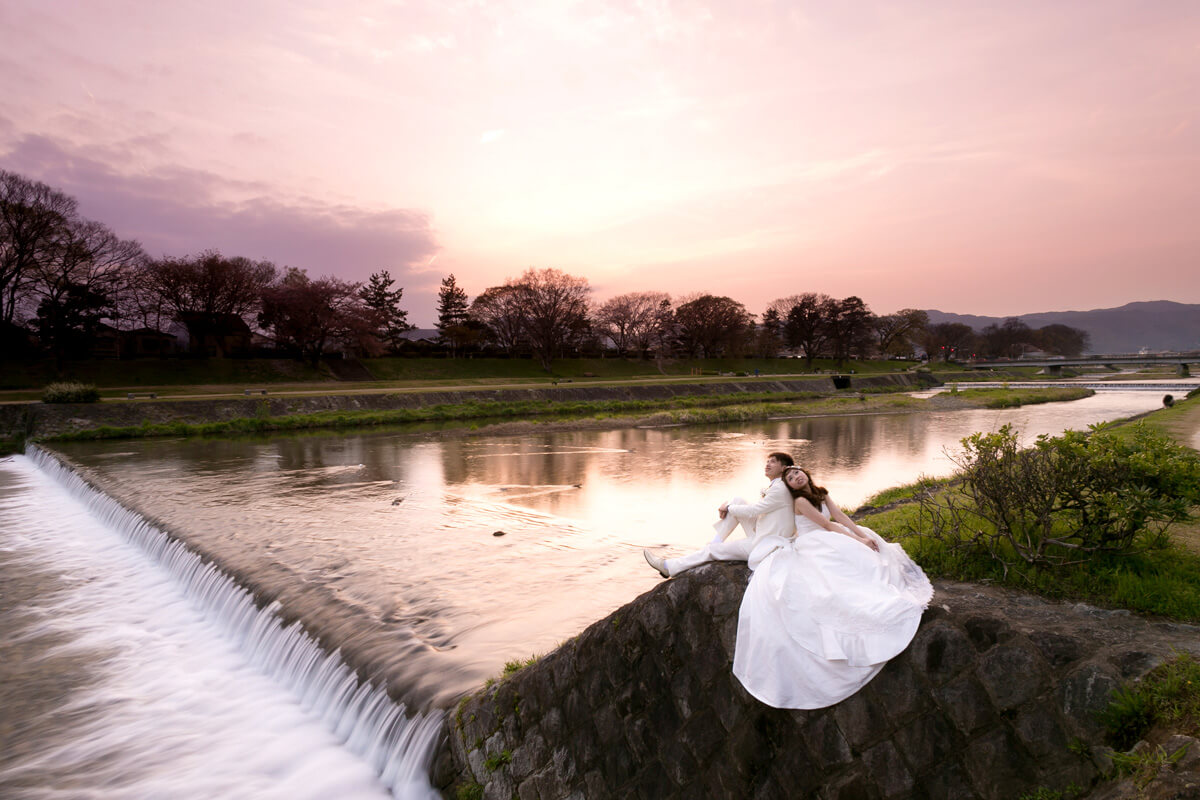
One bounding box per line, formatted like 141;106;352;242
968;352;1200;377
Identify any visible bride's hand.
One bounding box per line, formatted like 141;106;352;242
860;535;879;552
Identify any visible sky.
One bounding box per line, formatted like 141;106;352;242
2;1;1198;327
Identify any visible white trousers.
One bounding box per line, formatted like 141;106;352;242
665;496;757;577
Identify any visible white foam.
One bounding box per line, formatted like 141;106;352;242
3;450;443;799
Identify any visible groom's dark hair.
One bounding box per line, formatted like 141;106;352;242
768;452;795;467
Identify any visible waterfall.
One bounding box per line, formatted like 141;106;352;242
25;445;445;799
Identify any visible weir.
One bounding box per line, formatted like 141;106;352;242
21;445;445;798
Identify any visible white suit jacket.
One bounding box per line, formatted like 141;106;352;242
726;478;795;542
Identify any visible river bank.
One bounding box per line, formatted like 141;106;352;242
0;373;1100;452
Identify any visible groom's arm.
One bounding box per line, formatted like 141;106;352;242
726;481;790;519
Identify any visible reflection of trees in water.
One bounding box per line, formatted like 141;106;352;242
784;414;928;474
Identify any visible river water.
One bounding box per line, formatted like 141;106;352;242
0;390;1166;797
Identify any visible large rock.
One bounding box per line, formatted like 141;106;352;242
439;564;1200;799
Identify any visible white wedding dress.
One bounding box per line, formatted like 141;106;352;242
732;504;933;709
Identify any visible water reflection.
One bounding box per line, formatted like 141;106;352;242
53;392;1162;707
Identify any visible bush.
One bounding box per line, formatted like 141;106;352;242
42;382;100;404
912;423;1200;576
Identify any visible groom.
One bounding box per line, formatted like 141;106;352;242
644;451;795;578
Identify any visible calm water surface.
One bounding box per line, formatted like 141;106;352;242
53;391;1162;706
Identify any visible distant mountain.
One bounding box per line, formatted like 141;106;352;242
924;301;1200;354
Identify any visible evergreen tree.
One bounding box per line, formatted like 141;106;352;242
436;274;471;355
358;270;412;353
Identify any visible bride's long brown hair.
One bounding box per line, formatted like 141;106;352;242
784;466;828;506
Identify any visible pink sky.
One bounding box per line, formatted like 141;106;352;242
2;1;1198;326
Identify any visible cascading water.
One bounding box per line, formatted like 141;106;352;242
7;447;445;799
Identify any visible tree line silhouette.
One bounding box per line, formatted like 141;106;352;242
1;170;1087;370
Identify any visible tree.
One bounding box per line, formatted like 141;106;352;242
512;268;591;370
782;293;833;367
30;218;144;364
873;309;929;357
673;294;754;358
981;317;1035;359
756;307;784;357
823;296;875;366
1035;324;1090;357
359;270;412;353
594;291;669;356
922;322;976;362
140;250;276;356
0;171;79;324
259;268;380;365
469;284;526;354
435;274;472;356
650;297;675;361
915;424;1200;576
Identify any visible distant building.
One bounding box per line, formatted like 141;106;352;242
123;327;178;357
89;324;178;359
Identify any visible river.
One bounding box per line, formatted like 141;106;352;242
0;390;1166;798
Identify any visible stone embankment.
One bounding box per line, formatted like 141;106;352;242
438;563;1200;800
1;373;932;440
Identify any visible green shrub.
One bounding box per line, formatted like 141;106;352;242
42;382;100;403
912;423;1200;575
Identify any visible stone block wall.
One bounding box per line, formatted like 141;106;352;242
438;564;1200;799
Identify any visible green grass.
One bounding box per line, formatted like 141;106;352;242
502;655;540;677
483;750;512;772
38;391;929;444
0;357;329;390
363;355;914;382
0;355;918;393
930;366;1047;382
954;386;1094;407
1100;652;1200;752
854;476;953;512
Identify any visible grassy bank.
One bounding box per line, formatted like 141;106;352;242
947;386;1094;407
34;385;1092;445
37;391;906;442
0;356;919;395
858;393;1200;621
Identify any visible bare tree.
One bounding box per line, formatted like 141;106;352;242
0;171;79;323
513;268;591;370
259;268;381;365
469;284;526;354
594;291;669;356
873;309;929;357
980;317;1035;359
140;250;276;356
30;218;145;363
922;322;977;362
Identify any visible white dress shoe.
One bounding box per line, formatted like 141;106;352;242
643;548;669;578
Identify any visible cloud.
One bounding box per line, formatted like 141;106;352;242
1;133;445;320
2;133;439;274
479;129;506;144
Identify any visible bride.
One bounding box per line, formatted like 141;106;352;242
732;465;933;710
